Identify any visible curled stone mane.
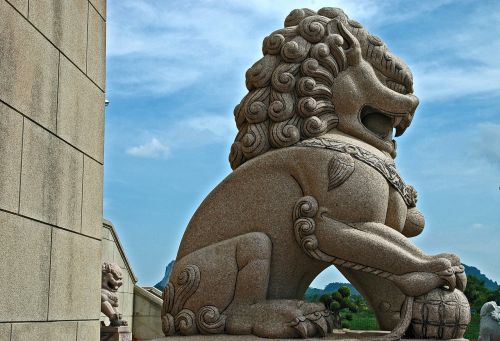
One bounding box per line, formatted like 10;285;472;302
229;7;414;170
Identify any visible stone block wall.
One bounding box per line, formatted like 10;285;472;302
0;0;106;340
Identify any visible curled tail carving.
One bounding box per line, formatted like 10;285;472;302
161;264;226;336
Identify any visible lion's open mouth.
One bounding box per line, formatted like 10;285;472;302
360;105;407;141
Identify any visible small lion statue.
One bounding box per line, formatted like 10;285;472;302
101;262;127;326
479;301;500;341
161;7;468;339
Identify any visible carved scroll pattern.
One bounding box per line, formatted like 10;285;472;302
161;264;227;336
297;138;417;207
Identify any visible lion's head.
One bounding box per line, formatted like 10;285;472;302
229;7;419;169
102;262;123;293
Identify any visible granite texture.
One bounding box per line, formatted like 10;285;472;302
0;104;23;213
77;320;101;341
87;4;106;89
48;228;101;320
57;54;105;163
19;120;83;232
160;7;469;340
0;0;58;131
89;0;106;19
6;0;27;16
133;286;164;341
11;321;77;341
0;211;51;322
82;156;104;238
28;0;88;70
0;323;11;340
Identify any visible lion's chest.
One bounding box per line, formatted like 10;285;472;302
319;158;407;230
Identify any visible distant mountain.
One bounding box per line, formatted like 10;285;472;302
463;264;499;290
305;282;359;300
155;260;175;290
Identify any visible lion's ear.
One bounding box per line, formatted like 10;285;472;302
325;19;362;67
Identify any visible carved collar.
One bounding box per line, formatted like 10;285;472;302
297;137;417;207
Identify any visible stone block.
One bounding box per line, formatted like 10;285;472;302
57;55;105;163
102;238;114;263
11;321;77;341
100;325;132;341
82;156;103;238
0;323;11;340
0;212;51;321
87;5;106;89
28;0;88;70
122;292;134;318
19;121;83;231
6;0;27;16
48;228;101;320
0;104;23;213
0;0;58;131
89;0;106;19
77;320;100;341
133;316;164;341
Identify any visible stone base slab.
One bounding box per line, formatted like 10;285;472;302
151;329;467;340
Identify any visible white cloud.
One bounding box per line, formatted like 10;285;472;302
126;114;236;158
106;0;388;97
126;138;171;158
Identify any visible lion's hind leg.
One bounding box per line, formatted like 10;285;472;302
161;232;272;336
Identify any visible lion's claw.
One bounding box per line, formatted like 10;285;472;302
288;310;332;338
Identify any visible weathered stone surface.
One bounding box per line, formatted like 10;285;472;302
0;212;51;321
77;320;100;341
87;4;106;89
0;0;58;131
133;286;164;341
29;0;88;70
82;156;103;238
11;321;77;341
479;301;500;341
0;104;23;213
20;121;83;231
48;228;101;320
102;238;115;263
159;7;469;340
0;323;11;340
6;0;27;16
57;55;105;163
89;0;106;19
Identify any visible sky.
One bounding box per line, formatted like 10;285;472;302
104;0;500;289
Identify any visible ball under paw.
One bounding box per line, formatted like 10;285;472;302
408;288;470;339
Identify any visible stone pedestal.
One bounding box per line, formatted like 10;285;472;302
151;330;468;340
100;325;132;341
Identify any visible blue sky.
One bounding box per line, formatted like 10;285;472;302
104;0;500;288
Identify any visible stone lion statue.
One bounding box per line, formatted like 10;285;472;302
161;7;468;339
479;301;500;341
101;262;128;326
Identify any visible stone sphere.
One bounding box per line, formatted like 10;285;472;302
409;288;470;339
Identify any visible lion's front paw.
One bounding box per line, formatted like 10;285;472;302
226;300;332;338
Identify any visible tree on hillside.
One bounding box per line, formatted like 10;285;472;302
464;275;500;314
320;286;359;329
